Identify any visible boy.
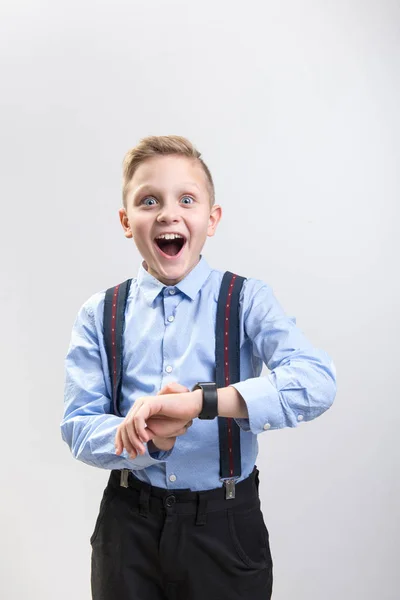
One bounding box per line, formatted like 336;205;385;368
62;135;336;600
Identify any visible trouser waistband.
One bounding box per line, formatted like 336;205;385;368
108;467;260;523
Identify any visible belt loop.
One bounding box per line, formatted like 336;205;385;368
139;487;150;518
195;493;208;526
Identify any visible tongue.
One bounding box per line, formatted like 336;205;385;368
160;240;181;256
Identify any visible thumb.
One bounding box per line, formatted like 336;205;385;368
157;382;190;395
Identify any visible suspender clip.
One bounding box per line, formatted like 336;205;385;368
222;478;238;500
120;469;129;488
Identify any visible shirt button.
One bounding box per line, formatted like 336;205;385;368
169;289;176;295
167;316;175;323
263;423;271;430
297;414;304;422
169;474;177;482
165;365;173;373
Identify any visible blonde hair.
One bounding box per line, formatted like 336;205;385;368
122;135;215;206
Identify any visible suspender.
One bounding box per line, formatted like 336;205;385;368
103;271;246;497
103;279;132;416
215;272;246;497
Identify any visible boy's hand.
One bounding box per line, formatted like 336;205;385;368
115;382;200;458
149;382;190;452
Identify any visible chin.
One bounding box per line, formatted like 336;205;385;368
158;261;195;284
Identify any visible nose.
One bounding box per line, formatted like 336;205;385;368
156;204;182;224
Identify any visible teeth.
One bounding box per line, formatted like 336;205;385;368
156;233;184;240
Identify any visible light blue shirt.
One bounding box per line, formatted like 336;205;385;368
61;256;336;491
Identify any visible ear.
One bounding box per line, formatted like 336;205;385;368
207;204;222;237
119;208;133;239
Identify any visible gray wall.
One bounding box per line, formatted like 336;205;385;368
1;1;398;598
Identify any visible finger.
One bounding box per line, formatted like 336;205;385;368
134;414;149;445
127;398;144;418
120;426;136;458
133;402;156;442
157;382;190;395
146;417;188;438
144;426;158;439
115;427;123;455
157;385;172;395
126;419;146;455
168;383;190;393
139;423;150;444
125;397;148;435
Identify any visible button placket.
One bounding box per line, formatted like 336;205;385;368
162;290;180;377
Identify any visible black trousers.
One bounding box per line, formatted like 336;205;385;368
91;467;273;600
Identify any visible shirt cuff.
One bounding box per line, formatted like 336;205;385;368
148;447;173;460
230;376;283;434
120;444;171;466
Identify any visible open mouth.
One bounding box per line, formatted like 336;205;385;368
154;233;186;258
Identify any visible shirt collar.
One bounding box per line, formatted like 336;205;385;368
136;255;212;305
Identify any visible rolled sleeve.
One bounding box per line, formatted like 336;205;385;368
231;280;336;435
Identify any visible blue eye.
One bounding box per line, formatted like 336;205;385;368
142;196;158;206
181;195;194;205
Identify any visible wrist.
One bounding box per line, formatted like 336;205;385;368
192;383;218;419
148;436;176;453
217;386;248;419
191;389;203;416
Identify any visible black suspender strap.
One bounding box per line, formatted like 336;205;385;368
215;271;246;498
103;279;132;416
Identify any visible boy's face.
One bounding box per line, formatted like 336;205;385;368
119;155;222;285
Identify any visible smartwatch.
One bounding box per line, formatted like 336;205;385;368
192;382;218;420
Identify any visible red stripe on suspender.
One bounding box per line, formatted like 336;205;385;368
111;285;120;406
223;274;237;477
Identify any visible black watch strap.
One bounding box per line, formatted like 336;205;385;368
192;382;218;420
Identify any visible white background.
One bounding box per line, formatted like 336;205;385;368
0;1;399;599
